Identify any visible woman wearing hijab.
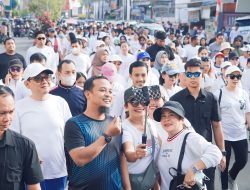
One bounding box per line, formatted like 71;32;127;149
88;48;109;77
152;51;170;79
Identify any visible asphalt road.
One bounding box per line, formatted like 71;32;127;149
1;37;249;190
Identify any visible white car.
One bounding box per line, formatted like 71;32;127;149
236;16;250;42
136;23;165;36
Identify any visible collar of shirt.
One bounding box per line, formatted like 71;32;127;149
0;130;15;147
184;88;207;99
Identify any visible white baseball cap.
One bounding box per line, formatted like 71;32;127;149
95;40;105;48
23;63;53;81
109;54;123;62
225;65;242;76
220;61;232;69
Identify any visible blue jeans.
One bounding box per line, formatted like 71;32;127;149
40;176;67;190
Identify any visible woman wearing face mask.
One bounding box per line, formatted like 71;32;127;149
89;48;109;77
213;65;250;190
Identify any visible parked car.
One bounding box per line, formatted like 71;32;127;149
236;16;250;42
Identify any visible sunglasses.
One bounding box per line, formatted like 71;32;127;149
37;37;46;40
201;57;210;62
168;74;178;78
228;74;242;80
129;99;146;107
231;57;239;61
147;43;152;46
29;74;52;83
185;72;201;78
9;66;21;72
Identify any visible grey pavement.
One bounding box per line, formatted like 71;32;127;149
1;37;250;190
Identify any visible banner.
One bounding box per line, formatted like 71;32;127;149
69;0;81;9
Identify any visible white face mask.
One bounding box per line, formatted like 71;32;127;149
61;75;76;86
72;47;80;55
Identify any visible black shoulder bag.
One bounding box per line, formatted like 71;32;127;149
169;132;200;190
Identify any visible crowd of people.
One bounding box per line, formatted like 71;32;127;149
0;21;250;190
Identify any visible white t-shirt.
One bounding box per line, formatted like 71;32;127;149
122;118;160;174
11;95;72;179
64;53;91;74
118;53;136;80
157;130;222;190
242;68;250;97
214;87;250;141
26;46;55;69
184;44;200;61
161;85;183;100
239;56;248;69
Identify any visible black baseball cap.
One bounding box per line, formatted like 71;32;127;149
153;101;185;122
8;59;23;68
229;52;238;60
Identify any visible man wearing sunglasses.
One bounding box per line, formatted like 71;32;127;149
170;58;226;190
26;31;54;71
0;37;26;81
3;59;24;99
12;63;72;190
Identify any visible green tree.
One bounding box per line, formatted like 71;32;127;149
28;0;65;21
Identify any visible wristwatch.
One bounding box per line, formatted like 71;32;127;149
102;133;112;143
221;150;227;157
192;166;199;174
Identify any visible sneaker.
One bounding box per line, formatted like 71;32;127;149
228;174;238;190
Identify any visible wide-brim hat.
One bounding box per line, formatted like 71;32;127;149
153;101;185;122
220;42;234;52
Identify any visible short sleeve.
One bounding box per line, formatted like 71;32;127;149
23;141;43;184
211;94;221;122
64;119;85;152
243;90;250;113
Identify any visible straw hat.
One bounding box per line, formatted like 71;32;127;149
220;42;234;51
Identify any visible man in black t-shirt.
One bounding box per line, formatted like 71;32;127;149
0;37;26;80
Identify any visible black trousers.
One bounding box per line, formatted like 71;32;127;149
203;167;215;190
220;139;248;189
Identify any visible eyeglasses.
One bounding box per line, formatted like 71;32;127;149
228;74;242;80
29;74;52;83
9;66;21;72
147;43;152;46
168;74;178;78
37;37;46;41
129;99;146;107
185;72;201;78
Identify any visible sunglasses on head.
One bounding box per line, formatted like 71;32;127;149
37;37;46;40
129;99;146;107
185;72;201;78
228;74;242;80
9;66;21;72
29;74;52;83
